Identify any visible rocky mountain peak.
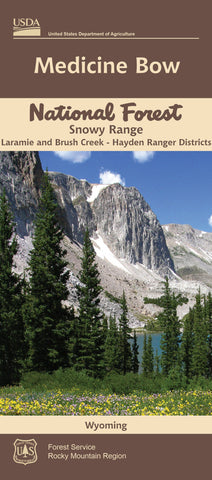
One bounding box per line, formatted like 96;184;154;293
0;151;174;277
0;151;43;236
46;172;174;276
91;183;174;274
163;223;212;287
1;151;211;324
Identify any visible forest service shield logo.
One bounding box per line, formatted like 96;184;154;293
13;439;38;465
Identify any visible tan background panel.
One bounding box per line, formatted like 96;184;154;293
0;416;212;434
0;98;211;151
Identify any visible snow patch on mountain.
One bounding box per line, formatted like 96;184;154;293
163;223;212;288
91;234;129;273
87;184;108;203
187;245;212;262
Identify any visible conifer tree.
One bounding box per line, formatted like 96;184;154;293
131;330;139;374
104;315;120;373
146;334;154;374
141;332;148;375
154;348;160;374
66;307;78;367
141;333;154;375
0;190;25;385
76;229;104;377
25;173;72;372
159;285;182;374
118;291;132;374
144;277;188;375
102;315;109;344
191;290;208;377
206;292;212;377
181;308;194;379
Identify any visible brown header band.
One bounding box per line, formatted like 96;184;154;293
1;434;212;479
1;0;211;98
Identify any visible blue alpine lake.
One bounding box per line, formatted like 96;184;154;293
130;332;162;364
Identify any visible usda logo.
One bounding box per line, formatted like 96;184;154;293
13;18;41;37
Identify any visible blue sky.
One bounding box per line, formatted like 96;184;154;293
39;151;212;232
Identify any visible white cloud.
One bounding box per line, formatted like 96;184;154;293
99;170;125;186
208;215;212;227
54;151;91;163
132;151;155;163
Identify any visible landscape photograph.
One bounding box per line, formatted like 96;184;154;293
0;149;212;415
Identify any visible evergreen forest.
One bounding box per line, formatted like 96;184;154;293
1;173;212;405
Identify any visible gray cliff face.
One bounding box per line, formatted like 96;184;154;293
0;151;174;277
0;151;43;236
163;224;212;286
92;184;174;274
49;172;94;242
49;173;174;276
3;151;212;324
